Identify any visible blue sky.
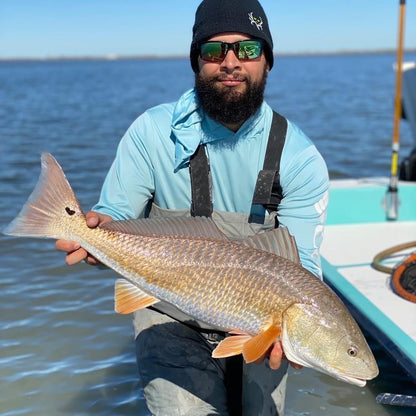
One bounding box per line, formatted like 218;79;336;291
1;0;415;59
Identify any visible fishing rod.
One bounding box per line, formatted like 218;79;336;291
386;0;406;220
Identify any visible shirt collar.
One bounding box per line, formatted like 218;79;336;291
171;88;266;171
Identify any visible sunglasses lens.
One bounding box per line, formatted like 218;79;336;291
200;42;224;62
238;41;262;60
199;40;263;62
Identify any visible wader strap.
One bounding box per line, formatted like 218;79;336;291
189;144;213;217
189;111;287;220
251;111;287;214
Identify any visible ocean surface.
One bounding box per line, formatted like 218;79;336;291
1;53;416;416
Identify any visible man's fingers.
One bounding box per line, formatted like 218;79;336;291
289;361;303;370
55;212;111;267
56;239;86;265
252;341;303;371
56;240;95;265
85;211;113;228
65;248;88;266
85;254;101;266
85;211;100;228
55;239;80;253
269;342;283;370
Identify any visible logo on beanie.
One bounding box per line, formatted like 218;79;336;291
248;12;263;31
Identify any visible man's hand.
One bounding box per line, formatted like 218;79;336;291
55;211;113;266
256;341;303;371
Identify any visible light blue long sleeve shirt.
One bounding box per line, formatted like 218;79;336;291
93;89;329;278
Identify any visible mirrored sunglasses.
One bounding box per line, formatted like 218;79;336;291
199;40;263;63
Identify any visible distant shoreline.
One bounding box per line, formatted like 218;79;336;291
1;49;415;63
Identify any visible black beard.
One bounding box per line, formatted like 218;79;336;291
195;68;268;126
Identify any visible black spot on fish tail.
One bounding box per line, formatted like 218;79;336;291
65;207;76;216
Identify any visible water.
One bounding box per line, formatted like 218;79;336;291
1;53;415;415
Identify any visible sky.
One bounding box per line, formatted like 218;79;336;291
0;0;415;59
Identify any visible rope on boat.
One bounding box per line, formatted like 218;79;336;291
373;241;416;273
372;242;416;303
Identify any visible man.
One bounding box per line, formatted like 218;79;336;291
57;0;329;414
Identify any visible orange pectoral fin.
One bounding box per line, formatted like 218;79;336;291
212;334;252;359
242;324;281;363
114;279;159;314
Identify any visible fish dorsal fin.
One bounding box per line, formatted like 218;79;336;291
242;324;281;363
212;334;252;359
241;227;301;264
114;279;159;314
101;216;228;241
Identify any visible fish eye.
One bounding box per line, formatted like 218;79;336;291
348;346;358;357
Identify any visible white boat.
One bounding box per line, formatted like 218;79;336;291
320;63;416;394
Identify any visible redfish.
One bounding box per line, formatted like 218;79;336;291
3;153;378;386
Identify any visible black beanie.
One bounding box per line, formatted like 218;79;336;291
190;0;274;73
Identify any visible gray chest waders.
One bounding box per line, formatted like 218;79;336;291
188;111;287;415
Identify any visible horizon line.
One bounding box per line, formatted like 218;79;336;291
1;48;415;63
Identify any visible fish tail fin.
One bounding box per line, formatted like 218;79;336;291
3;153;84;240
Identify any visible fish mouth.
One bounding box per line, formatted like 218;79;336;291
323;363;379;387
333;373;367;387
297;359;371;387
329;358;379;387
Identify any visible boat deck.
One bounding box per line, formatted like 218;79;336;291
320;178;416;381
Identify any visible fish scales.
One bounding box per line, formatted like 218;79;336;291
10;180;334;333
3;153;379;386
74;222;323;334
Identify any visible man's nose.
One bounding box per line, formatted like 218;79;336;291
220;49;242;71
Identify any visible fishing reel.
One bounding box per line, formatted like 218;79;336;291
372;242;416;303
